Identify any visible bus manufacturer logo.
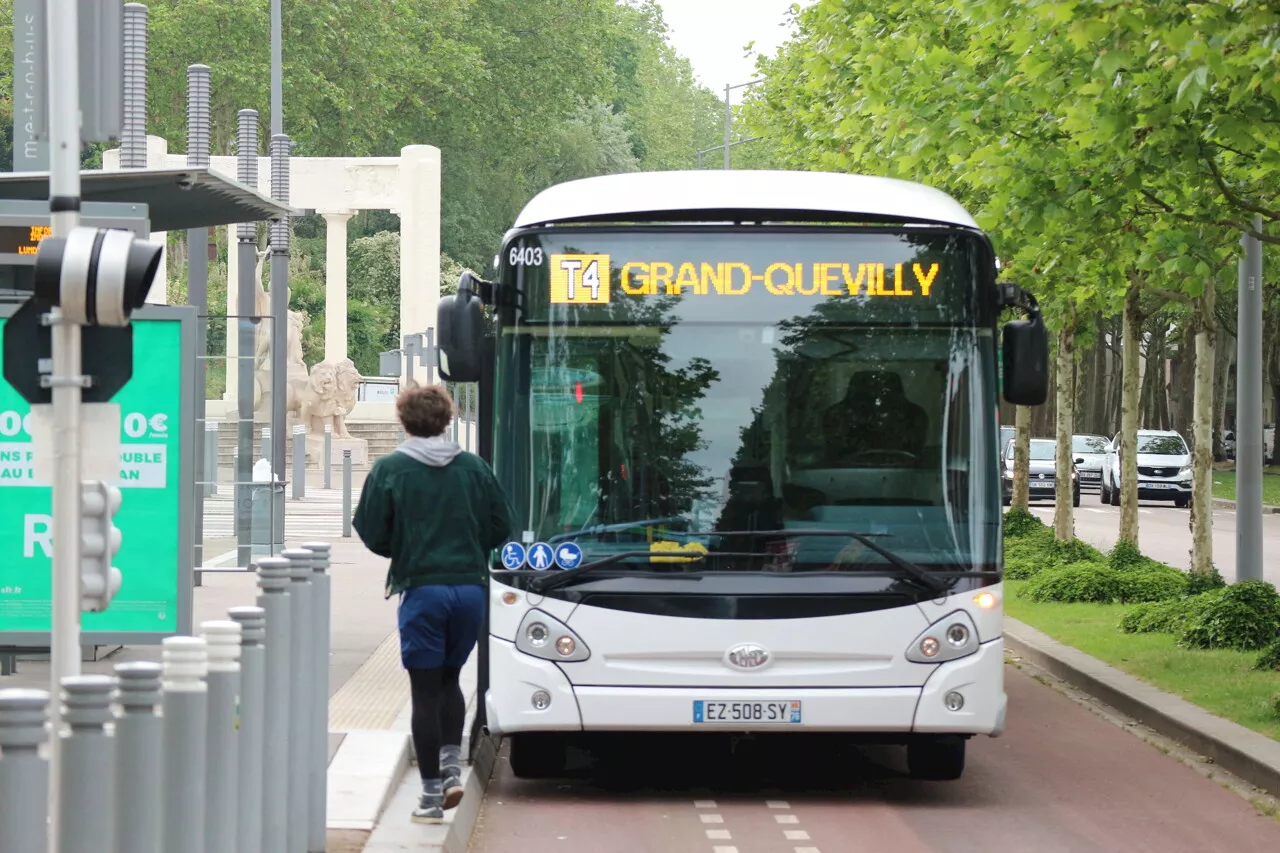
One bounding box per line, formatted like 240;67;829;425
726;644;770;669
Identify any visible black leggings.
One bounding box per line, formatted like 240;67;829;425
408;667;465;780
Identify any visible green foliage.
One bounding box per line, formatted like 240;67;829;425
1022;562;1121;604
1186;567;1228;595
1108;540;1149;571
1180;581;1280;652
1115;564;1189;603
1002;509;1045;539
0;0;729;270
1254;640;1280;673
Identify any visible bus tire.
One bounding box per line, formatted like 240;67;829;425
907;736;965;781
508;732;566;779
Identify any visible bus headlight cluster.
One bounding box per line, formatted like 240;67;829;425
906;611;980;664
516;609;590;662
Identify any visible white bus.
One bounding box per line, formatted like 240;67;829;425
437;170;1048;781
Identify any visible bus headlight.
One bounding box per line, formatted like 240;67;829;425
906;611;980;664
515;609;590;662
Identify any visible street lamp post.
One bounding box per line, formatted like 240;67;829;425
718;80;761;170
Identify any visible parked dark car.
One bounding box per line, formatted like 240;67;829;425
1002;438;1080;507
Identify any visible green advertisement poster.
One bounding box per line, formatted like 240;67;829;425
0;305;193;644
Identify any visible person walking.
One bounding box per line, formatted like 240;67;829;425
354;384;513;823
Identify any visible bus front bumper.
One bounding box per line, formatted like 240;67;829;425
485;637;1007;738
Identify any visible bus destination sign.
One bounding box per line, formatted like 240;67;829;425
548;253;940;306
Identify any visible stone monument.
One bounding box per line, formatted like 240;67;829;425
291;358;369;465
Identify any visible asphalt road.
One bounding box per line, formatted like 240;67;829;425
1023;490;1280;584
470;666;1280;852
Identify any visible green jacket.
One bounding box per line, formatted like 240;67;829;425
353;437;513;596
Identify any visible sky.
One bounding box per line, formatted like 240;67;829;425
654;0;803;104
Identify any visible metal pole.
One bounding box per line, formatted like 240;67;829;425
1238;215;1265;582
228;606;267;853
271;0;282;137
59;675;117;853
203;620;243;853
256;559;292;853
205;420;220;496
46;0;85;845
293;424;306;499
261;425;272;465
114;662;163;853
237;109;260;570
342;450;352;537
723;84;731;170
281;549;315;853
270;134;291;486
323;425;332;489
189;63;212;575
301;542;332;852
0;689;50;853
161;636;209;853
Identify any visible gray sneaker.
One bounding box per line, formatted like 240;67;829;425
412;790;443;824
442;765;463;810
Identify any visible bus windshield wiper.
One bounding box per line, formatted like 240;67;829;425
721;529;948;596
548;516;692;544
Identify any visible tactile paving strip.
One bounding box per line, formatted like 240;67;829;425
328;630;410;732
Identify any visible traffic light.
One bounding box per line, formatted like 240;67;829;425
80;480;123;612
32;225;162;326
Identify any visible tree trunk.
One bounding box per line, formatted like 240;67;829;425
1089;316;1107;434
1213;327;1233;457
1012;405;1032;511
1054;314;1077;542
1189;288;1216;576
1119;281;1142;544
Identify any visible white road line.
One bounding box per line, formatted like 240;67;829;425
785;830;811;840
795;847;821;853
712;847;739;853
700;814;725;824
706;829;731;840
694;800;717;808
766;800;790;809
774;814;799;824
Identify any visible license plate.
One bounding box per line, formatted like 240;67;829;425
1144;482;1176;489
1081;472;1100;479
1031;481;1055;488
693;700;802;724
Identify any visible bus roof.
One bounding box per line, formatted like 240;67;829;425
511;170;980;230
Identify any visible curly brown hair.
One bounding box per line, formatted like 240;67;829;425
397;384;454;437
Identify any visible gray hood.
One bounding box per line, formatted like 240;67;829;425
396;436;463;467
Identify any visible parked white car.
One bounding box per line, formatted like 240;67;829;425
1071;434;1109;492
1100;429;1193;508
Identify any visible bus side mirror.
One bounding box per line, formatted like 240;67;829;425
1002;315;1048;406
437;273;485;382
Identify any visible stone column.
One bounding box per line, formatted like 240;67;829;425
322;212;354;362
397;145;442;385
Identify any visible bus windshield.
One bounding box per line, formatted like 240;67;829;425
493;227;1000;576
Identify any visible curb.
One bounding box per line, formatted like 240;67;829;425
1211;497;1280;514
1005;617;1280;798
443;733;501;853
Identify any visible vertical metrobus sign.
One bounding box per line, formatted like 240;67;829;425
0;304;194;645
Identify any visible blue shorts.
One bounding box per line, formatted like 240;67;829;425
397;584;486;670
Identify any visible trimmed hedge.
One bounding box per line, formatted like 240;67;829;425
1119;589;1227;635
1180;581;1280;652
1255;639;1280;673
1023;562;1121;603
